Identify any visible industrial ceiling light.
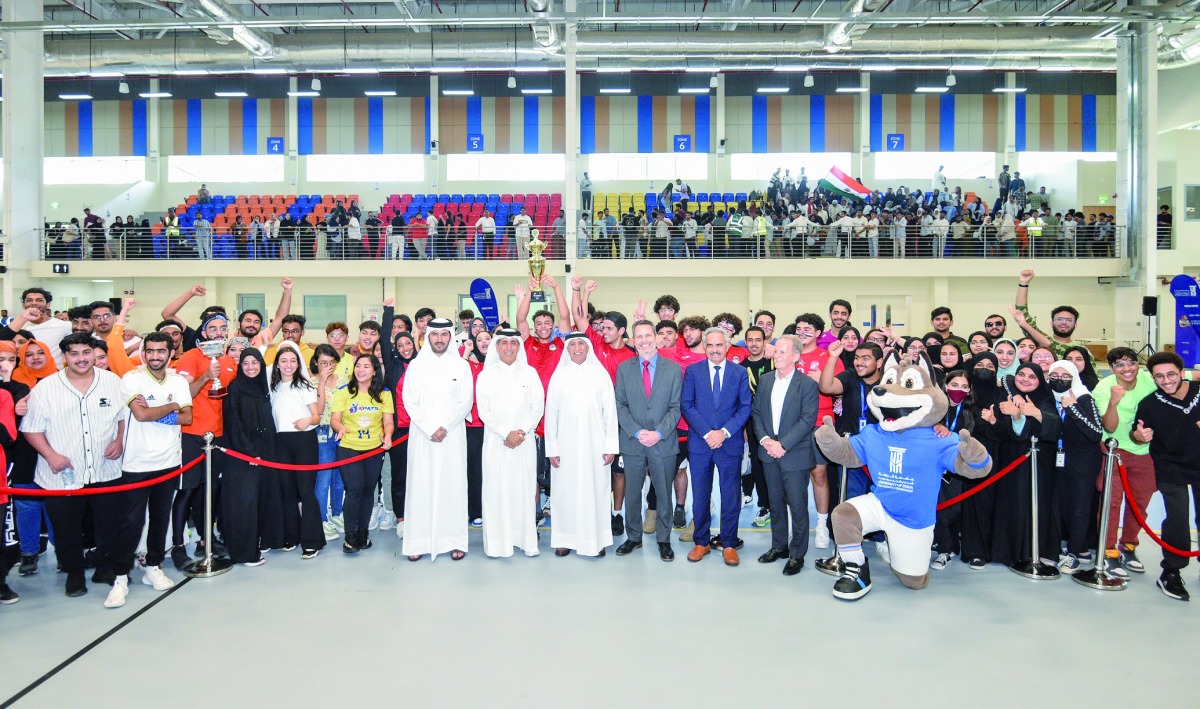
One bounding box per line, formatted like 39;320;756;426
709;75;718;89
946;72;957;87
508;76;517;89
118;81;130;95
311;78;322;91
804;73;815;88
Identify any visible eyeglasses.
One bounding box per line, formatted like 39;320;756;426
282;329;303;336
91;313;113;320
984;320;1004;327
1031;354;1054;361
327;332;347;339
1052;317;1076;324
1112;360;1138;369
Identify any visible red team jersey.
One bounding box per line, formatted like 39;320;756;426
797;346;843;425
525;336;564;436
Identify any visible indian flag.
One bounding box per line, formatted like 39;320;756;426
818;166;870;203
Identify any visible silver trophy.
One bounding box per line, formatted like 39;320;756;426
198;339;228;399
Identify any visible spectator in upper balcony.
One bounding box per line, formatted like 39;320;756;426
197;184;212;205
1157;204;1173;249
998;164;1011;201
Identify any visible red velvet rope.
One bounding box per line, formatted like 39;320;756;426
221;434;410;470
0;455;205;497
858;453;1028;511
1116;462;1200;558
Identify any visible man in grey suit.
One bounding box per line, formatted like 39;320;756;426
751;334;820;576
614;319;684;561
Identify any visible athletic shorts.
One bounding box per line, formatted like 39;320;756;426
846;492;934;577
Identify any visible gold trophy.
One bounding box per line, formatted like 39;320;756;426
528;229;548;303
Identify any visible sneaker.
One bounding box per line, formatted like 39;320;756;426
360;537;373;550
301;549;320;560
642;510;657;534
395;521;405;540
814;526;831;550
170;546;190;570
672;506;686;529
322;521;340;542
0;583;19;605
1103;556;1129;579
331;514;345;532
931;552;952;571
470;518;483;528
380;515;396;531
611;513;624;537
103;575;130;609
875;540;891;565
1058;553;1083;575
679;520;695;543
368;504;384;531
832;560;873;601
281;545;297;552
542;498;551;517
18;554;38;576
141;566;175;592
242;556;266;567
968;557;986;570
1119;546;1145;574
741;494;753;507
1157;570;1190;601
751;507;770;528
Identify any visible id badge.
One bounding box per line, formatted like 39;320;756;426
317;429;329;444
1056;451;1066;468
859;417;868;431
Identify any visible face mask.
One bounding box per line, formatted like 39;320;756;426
946;389;970;405
974;368;996;382
1048;379;1073;394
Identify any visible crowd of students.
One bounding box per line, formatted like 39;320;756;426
0;265;1194;609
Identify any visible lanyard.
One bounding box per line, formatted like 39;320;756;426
948;404;961;432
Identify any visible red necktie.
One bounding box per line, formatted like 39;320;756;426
642;360;652;398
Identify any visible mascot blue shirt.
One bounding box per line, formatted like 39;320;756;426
850;425;988;529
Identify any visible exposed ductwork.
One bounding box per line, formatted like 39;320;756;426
190;0;277;59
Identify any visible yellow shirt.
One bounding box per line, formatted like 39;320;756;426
332;386;394;451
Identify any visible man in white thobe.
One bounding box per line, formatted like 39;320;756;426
544;334;619;557
402;318;474;560
476;329;545;558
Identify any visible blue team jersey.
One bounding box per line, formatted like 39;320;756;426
849;425;987;529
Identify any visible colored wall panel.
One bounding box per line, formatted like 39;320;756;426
809;95;825;152
524;96;539;154
581;95;596;154
243;98;258;155
637;95;654;153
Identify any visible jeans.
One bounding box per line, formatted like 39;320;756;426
669;236;687;259
196;235;212;259
280;238;296;260
11;484;54;555
314;425;344;521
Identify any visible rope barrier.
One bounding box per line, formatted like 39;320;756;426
1115;462;1200;558
859;453;1028;511
0;455;205;497
220;434;410;471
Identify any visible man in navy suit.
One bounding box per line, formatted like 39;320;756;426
681;327;753;565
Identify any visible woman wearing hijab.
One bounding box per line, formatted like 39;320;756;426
837;326;860;370
1046;360;1103;574
932;369;978;570
989;362;1062;567
966;331;993;358
935;343;965;374
383;333;416;536
1063;345;1100;390
993;339;1020;380
959;352;1004;568
0;342;47;578
221;349;276;566
12;340;57;389
266;341;323;559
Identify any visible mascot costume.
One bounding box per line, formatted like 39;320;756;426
814;353;992;600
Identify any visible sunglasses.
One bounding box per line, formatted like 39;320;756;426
985;320;1004;327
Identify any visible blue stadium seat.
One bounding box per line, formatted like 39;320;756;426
735;192;747;203
696;192;709;202
722;193;734;203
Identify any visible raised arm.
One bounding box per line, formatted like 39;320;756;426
260;277;294;344
1008;305;1052;348
514;279;534;340
819;341;846;396
543;275;571;333
162;284;206;326
1015;268;1033;308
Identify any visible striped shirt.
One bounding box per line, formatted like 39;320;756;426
20;368;127;490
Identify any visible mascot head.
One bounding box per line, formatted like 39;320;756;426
867;352;948;432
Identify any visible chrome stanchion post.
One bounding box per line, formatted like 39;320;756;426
1073;439;1128;591
816;463;852;577
184;432;233;578
1010;436;1060;580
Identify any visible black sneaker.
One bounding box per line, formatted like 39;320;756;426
968;557;986;570
342;541;359;554
65;573;87;598
18;554;38;576
0;583;19;605
1157;571;1190;601
610;513;624;537
1120;547;1145;574
672;505;686;529
171;546;191;571
832;559;872;601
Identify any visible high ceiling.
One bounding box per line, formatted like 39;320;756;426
13;1;1200;74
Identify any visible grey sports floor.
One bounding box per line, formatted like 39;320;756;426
2;499;1195;707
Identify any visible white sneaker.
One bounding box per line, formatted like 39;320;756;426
814;525;831;550
322;521;340;541
104;575;130;608
395;521;404;540
368;504;383;531
380;514;396;531
141;565;175;592
331;514;345;532
741;494;753;507
931;552;952;571
542;498;551;517
875;541;891;565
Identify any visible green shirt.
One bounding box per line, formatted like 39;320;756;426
1013;304;1099;381
1091;370;1156;456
